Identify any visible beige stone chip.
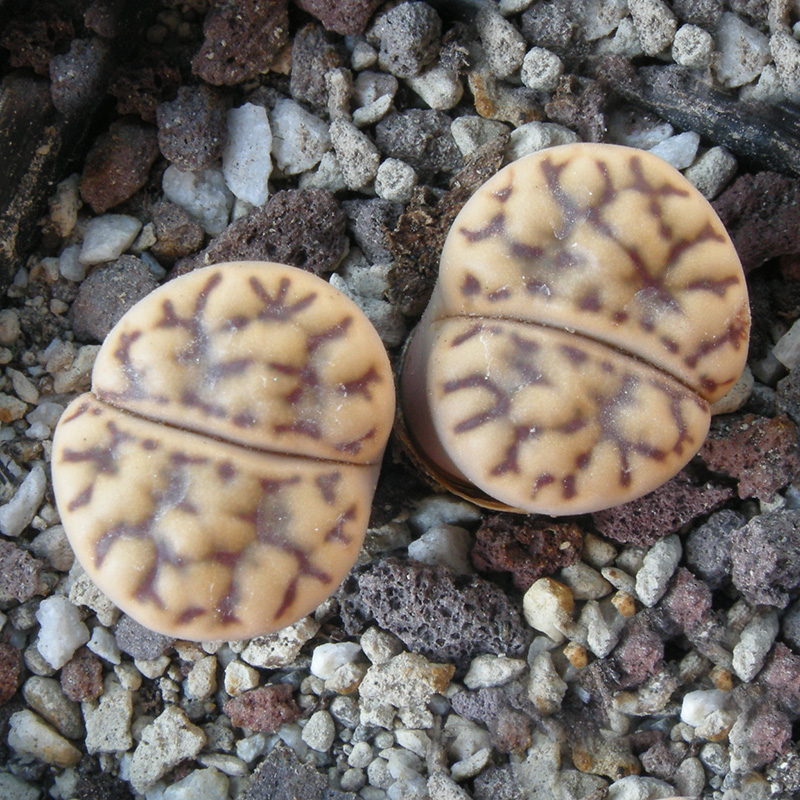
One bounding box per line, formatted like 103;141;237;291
436;142;749;402
53;395;378;640
91;261;395;465
402;318;710;516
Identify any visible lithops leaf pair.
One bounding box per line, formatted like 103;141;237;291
399;142;750;515
53;261;395;640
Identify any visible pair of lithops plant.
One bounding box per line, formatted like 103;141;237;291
52;143;750;640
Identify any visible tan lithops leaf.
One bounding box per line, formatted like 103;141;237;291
402;318;710;516
435;142;749;402
91;262;394;464
399;142;749;515
52;262;394;640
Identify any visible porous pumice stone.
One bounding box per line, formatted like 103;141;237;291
52;261;395;640
399;143;749;515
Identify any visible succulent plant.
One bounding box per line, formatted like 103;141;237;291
52;261;395;640
398;143;750;515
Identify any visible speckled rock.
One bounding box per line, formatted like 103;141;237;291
172;189;347;278
295;0;382;35
613;615;664;688
192;0;289;86
223;684;301;732
109;51;182;123
150;200;205;266
0;642;22;705
471;514;583;590
729;703;792;773
700;413;800;501
114;615;174;661
369;2;442;79
290;24;346;115
731;510;800;608
684;509;745;590
338;556;531;672
653;568;713;639
69;255;159;343
80;119;159;214
520;0;579;56
0;4;74;75
49;37;108;118
60;647;103;703
713;172;800;272
593;473;734;546
759;643;800;718
0;540;46;603
342;199;402;263
156;85;228;172
240;742;358;800
375;110;462;181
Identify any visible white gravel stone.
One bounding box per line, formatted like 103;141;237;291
450;116;510;157
270;98;331;175
771;30;800;100
774;317;800;369
35;596;90;670
0;463;46;537
476;6;527;78
52;343;99;395
394;728;430;759
580;599;626;657
628;0;677;56
222;103;272;206
375;158;418;202
520;47;564;92
349;740;375;768
27;401;64;432
714;12;771;88
240;616;320;668
580;0;628;41
527;651;568;715
197;753;248;777
184;655;218;700
79;214;142;265
634;534;682;607
298;150;347;193
330;118;381;190
674;756;706;797
407;523;472;574
681;688;730;726
444;715;491;761
12;368;39;405
0;308;21;346
522;578;575;644
361;626;405;665
409;495;482;531
359;652;454;710
236;732;268;763
450;746;493;781
22;676;82;739
606;774;676;800
559;562;613;600
58;243;86;282
326;67;354;120
406;65;463;110
311;641;363;680
162;165;234;236
0;772;39;800
648;131;701;170
163;767;229;800
128;706;206;794
8;710;81;768
507;121;579;161
352;40;378;70
684;146;738;199
302;709;336;752
428;771;471;800
87;625;121;664
68;562;120;627
83;679;133;754
672;24;714;68
464;654;527;689
732;609;780;682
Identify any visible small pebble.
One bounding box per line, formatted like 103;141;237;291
634;534;682;607
83;679;133;754
680;688;730;727
463;654;527;689
672;23;714;68
527;651;568;715
78;214;143;265
162;165;234;236
270;98;331;175
361;626;405;665
36;596;90;670
0;464;46;537
8;709;81;768
22;676;83;740
450;116;510;157
771;31;800;101
184;655;218;700
330;118;381;189
370;2;442;79
406;64;463;110
162;767;230;800
732;608;779;681
507;121;579;161
240;617;320;668
58;244;86;282
428;771;472;800
520;46;564;92
406;523;472;574
222;103;272;206
302;709;337;752
476;6;527;78
714;12;770;88
86;625;121;664
648;131;701;170
522;578;575;643
310;641;363;679
0;308;21;346
628;0;678;56
559;562;613;600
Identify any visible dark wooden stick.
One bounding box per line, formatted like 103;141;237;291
597;57;800;178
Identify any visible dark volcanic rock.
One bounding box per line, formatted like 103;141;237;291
471;514;583;590
592;473;734;546
0;2;74;75
612;614;664;688
80;119;160;214
61;648;103;703
290;24;347;115
114;614;174;661
223;685;301;733
172;189;348;278
49;37;111;118
193;0;290;86
0;643;22;706
240;742;357;800
295;0;383;35
684;509;746;590
156;85;228;172
338;556;532;672
369;2;442;79
150;200;205;266
69;256;159;343
0;539;47;603
109;51;182;122
731;510;800;608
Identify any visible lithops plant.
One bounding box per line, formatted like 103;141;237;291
52;261;395;640
399;142;750;515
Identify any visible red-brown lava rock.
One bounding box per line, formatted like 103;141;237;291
700;413;800;501
61;647;104;703
223;685;301;733
471;514;583;590
295;0;383;35
0;643;22;706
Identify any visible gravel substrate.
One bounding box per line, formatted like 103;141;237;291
2;1;800;799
